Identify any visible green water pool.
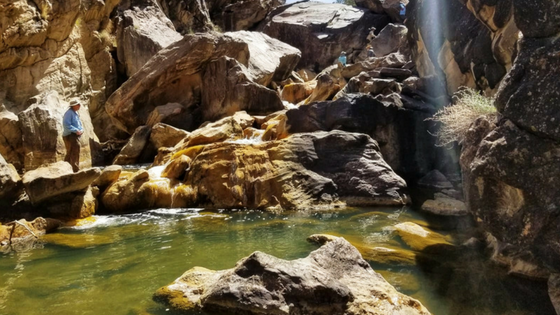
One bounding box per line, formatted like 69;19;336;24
0;207;554;314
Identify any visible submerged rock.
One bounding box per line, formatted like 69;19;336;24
40;233;114;249
421;194;467;217
393;222;452;251
154;237;431;314
308;233;416;266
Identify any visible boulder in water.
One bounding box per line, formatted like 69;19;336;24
154;237;431;314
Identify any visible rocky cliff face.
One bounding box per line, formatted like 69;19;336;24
0;0;121;171
259;2;391;71
407;0;518;96
460;0;560;291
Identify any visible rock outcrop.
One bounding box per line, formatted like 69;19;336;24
102;130;408;212
22;161;100;205
18;92;98;171
259;2;390;71
105;31;297;134
406;0;517;95
0;217;61;253
459;2;560;283
154;237;430;314
286;94;456;181
116;1;182;77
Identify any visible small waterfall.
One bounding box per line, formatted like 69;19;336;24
226;129;265;145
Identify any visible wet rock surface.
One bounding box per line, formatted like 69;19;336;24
154;237;431;315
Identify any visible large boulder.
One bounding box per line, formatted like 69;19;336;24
113;125;152;165
102;130;409;212
116;1;182;77
22;161;101;205
259;2;390;71
154;237;430;315
406;0;517;95
368;23;409;58
286;94;453;181
17;92;96;171
105;31;293;134
225;31;301;87
150;123;190;149
201;57;284;122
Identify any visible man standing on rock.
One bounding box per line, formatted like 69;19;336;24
63;99;83;172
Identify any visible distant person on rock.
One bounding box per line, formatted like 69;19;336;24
399;3;407;22
367;46;375;58
63;99;84;172
338;51;347;66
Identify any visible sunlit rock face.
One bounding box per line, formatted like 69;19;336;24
0;0;124;144
154;238;431;315
102;130;408;212
116;1;182;77
17;92;97;171
407;0;517;96
105;31;298;134
259;2;391;71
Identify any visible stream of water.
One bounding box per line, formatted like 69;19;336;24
0;207;554;315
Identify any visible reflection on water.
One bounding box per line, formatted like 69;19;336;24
0;207;554;315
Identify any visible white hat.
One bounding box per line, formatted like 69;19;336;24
69;99;81;107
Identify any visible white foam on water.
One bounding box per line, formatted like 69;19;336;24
226;129;265;145
147;165;166;179
283;100;298;110
67;208;205;230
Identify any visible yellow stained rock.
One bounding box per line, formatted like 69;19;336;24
64;216;98;227
394;222;452;251
41;233;114;248
307;233;416;265
377;270;421;293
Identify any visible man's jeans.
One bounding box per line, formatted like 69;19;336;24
63;133;81;172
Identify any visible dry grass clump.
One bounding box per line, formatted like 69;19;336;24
430;87;496;146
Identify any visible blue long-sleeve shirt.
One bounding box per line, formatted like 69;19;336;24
63;109;83;136
338;55;347;66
